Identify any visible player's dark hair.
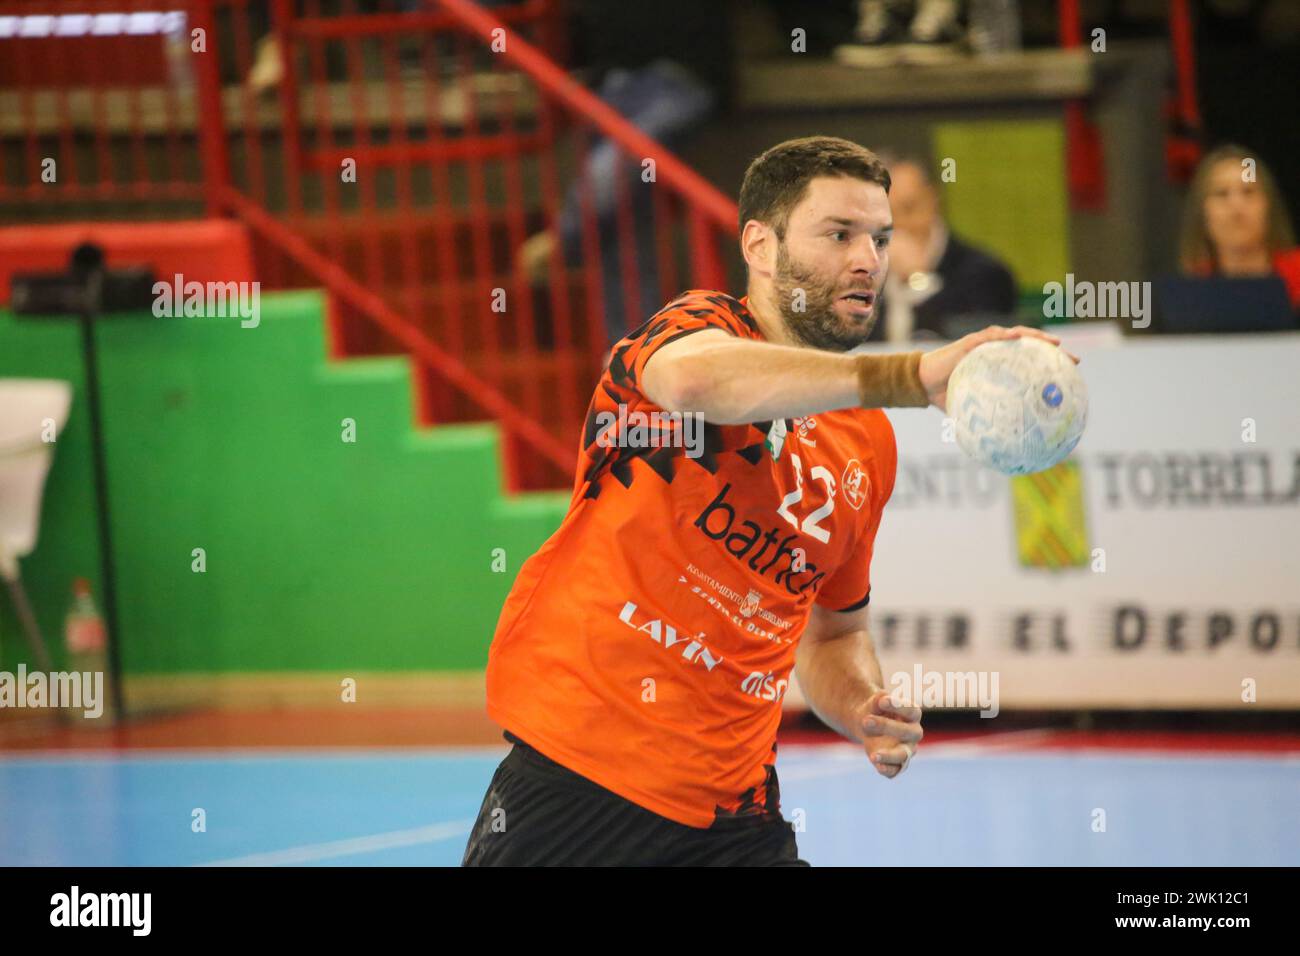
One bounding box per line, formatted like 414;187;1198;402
738;136;891;240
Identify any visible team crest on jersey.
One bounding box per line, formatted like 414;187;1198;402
842;458;870;511
739;589;762;618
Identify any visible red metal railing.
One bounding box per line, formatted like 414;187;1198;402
1164;0;1203;183
1056;0;1106;211
0;1;204;207
1056;0;1204;204
1;0;740;489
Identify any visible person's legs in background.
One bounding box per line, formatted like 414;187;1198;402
536;60;715;349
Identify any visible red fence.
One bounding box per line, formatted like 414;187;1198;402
0;0;740;489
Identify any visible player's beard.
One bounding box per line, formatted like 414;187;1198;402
771;241;878;352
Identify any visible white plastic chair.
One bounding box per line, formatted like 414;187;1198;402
0;378;74;671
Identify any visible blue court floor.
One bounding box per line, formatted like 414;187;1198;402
2;743;1297;866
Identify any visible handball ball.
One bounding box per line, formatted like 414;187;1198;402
947;337;1088;476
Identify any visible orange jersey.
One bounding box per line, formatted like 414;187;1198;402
485;290;899;827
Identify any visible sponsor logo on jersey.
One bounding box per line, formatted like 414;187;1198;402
694;484;827;596
618;601;723;671
740;671;789;702
793;416;818;447
680;564;794;643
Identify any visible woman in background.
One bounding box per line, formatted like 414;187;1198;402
1179;144;1300;310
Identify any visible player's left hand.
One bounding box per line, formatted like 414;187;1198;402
860;689;923;780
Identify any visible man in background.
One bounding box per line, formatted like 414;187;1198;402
868;155;1018;342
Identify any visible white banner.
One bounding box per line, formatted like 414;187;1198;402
803;329;1300;710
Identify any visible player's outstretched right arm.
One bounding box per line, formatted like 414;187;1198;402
642;329;927;424
642;324;1071;423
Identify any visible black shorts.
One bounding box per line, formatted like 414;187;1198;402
461;733;808;866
